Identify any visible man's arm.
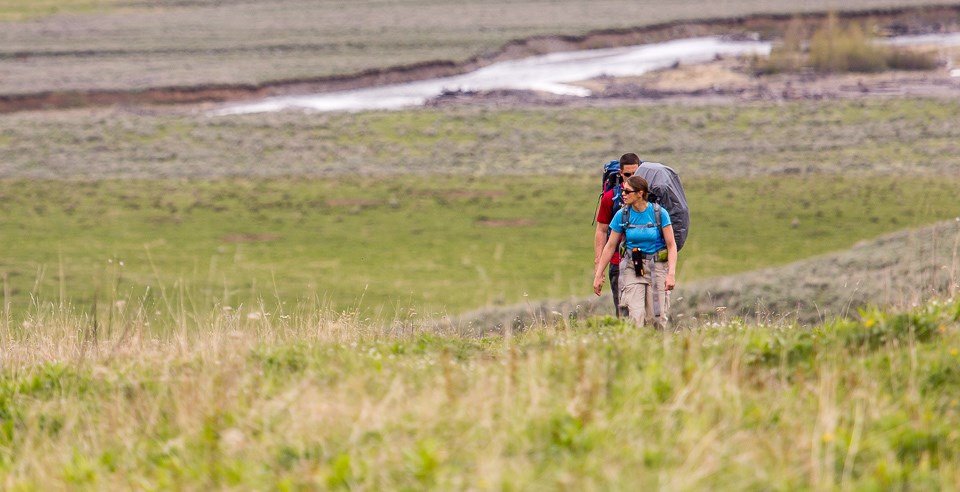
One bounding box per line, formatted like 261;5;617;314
594;189;615;267
594;221;609;267
662;224;677;291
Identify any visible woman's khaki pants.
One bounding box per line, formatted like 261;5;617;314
618;255;670;330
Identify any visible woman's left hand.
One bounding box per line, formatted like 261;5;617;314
665;274;676;291
593;275;604;296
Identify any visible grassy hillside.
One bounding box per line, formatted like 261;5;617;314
1;174;958;321
2;296;959;489
458;219;960;331
2;0;959;94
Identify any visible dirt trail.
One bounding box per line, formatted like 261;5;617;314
2;5;959;114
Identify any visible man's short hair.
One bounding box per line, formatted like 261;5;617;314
619;153;641;166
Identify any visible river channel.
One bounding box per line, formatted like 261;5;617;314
214;33;960;115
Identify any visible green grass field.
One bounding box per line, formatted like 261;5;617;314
3;98;960;320
2;296;958;489
0;0;120;20
2;173;958;321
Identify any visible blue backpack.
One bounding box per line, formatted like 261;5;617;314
592;160;624;225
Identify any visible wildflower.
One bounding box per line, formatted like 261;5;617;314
951;348;959;357
822;432;834;443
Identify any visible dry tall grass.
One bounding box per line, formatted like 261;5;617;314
2;288;959;489
760;13;941;74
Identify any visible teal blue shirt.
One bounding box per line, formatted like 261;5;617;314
610;204;672;253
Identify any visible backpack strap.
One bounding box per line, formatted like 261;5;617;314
591;192;602;226
592;184;624;227
654;203;662;241
619;200;629;252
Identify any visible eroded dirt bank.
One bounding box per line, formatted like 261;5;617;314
3;5;959;114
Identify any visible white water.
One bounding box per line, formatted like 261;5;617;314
213;33;960;115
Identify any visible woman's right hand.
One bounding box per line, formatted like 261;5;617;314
593;274;604;296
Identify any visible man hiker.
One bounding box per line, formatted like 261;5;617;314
594;152;641;317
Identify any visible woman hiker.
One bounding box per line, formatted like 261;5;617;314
593;175;677;330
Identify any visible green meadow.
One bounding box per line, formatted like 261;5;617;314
2;173;958;320
3;98;960;320
0;0;119;21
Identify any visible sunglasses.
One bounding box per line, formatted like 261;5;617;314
621;188;641;195
621;172;634;178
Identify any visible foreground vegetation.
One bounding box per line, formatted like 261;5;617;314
1;296;958;489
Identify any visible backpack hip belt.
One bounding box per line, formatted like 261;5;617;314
635;249;668;262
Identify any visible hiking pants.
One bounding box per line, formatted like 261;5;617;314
608;263;620;317
619;252;670;330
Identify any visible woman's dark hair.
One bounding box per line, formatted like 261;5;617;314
624;175;650;200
